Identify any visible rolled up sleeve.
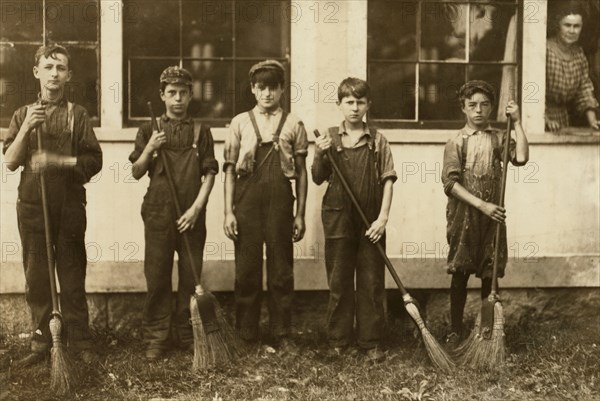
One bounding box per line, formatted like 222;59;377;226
442;140;462;196
293;120;309;157
199;126;219;175
73;108;102;183
223;122;241;171
377;134;397;183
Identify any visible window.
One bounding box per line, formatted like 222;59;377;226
0;0;100;127
367;0;521;128
123;0;290;126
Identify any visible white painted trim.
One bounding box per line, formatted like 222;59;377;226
521;0;547;134
100;0;123;129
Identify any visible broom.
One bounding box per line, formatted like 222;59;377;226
314;130;454;373
147;103;240;371
458;116;512;369
36;123;75;395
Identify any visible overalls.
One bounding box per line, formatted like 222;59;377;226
321;127;385;350
16;100;92;352
233;110;294;341
141;121;207;351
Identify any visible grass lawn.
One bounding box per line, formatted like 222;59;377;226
0;298;598;401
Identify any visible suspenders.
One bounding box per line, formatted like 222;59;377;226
247;109;288;173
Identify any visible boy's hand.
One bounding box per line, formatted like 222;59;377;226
177;206;201;233
505;100;520;123
314;133;332;153
31;151;76;172
146;131;166;152
24;104;46;131
224;212;238;241
365;218;387;243
479;202;506;223
292;215;305;242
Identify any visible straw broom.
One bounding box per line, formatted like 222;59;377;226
314;130;454;373
36;124;76;395
458;117;512;369
148;103;240;371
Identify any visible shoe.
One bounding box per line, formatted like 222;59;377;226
13;351;47;368
78;349;99;364
445;332;461;348
277;338;299;355
327;345;347;358
365;347;385;363
145;348;164;361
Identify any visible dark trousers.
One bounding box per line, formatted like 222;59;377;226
450;272;493;334
17;198;92;352
233;151;295;341
142;203;206;350
325;235;385;349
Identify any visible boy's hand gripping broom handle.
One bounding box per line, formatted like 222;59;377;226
147;102;204;291
490;115;513;297
313;130;409;295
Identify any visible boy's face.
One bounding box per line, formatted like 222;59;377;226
160;83;192;118
461;92;492;129
33;53;71;93
252;82;283;111
337;95;370;125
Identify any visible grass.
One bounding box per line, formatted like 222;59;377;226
0;300;598;401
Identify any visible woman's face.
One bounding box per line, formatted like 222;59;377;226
557;14;583;46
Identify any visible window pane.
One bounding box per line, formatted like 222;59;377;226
419;63;464;121
182;0;233;58
421;2;468;61
236;1;288;58
0;44;39;125
469;3;517;62
369;63;416;120
183;60;233;119
66;47;98;119
46;0;98;42
368;1;417;61
0;0;43;42
123;0;179;57
129;59;173;118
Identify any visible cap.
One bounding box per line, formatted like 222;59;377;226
248;60;285;79
160;66;193;86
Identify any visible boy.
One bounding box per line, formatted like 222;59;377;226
312;77;396;362
223;60;308;349
441;80;529;345
3;44;103;366
129;66;218;360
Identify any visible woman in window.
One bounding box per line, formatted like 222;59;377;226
546;2;599;131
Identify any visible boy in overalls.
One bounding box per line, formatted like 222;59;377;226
223;60;308;349
312;77;396;362
3;44;103;366
129;66;218;360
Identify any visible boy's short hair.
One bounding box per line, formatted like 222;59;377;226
248;60;285;87
159;65;193;92
458;80;496;106
34;44;71;68
338;77;371;102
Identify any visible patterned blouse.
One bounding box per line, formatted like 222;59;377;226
545;37;599;129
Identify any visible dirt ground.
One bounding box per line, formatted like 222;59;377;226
0;291;599;401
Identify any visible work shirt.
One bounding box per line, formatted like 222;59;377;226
224;106;308;179
311;122;397;185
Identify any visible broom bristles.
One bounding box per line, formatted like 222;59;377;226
49;315;74;395
205;293;242;367
454;311;481;357
460;302;506;369
190;296;209;372
404;301;455;373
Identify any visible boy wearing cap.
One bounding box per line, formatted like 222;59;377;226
442;80;528;345
130;66;219;360
3;44;103;366
223;60;308;349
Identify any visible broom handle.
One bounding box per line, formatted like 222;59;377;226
491;115;513;294
314;130;409;296
147;102;203;288
36;125;61;315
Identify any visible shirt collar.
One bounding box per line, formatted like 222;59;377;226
37;92;67;106
461;124;494;136
161;113;193;125
339;121;371;137
254;105;282;116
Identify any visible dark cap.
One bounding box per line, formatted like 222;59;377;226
248;60;285;79
160;66;193;86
